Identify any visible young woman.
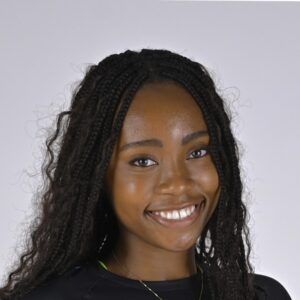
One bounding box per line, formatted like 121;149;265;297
0;49;292;300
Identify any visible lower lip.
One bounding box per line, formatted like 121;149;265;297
145;201;205;228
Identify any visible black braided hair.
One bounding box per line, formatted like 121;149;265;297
0;48;255;300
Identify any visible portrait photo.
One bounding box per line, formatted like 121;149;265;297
0;1;298;299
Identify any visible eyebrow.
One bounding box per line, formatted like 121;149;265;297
119;130;209;152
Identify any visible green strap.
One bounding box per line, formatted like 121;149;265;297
98;260;108;270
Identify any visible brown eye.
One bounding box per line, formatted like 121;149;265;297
130;157;157;168
188;148;208;159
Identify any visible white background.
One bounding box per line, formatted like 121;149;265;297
0;1;299;298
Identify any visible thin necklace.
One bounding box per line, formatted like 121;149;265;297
110;251;203;300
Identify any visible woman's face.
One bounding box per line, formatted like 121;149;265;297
105;82;220;253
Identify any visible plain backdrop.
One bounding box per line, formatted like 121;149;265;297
0;0;299;298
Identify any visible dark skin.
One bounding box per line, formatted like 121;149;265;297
104;82;220;281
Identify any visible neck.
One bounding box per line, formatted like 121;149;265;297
104;235;198;281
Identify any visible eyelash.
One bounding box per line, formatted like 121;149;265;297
129;147;209;168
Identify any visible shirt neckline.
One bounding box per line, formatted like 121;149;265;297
90;259;204;291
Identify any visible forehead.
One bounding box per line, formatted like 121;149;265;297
120;82;208;140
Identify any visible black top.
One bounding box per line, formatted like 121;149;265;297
19;260;292;300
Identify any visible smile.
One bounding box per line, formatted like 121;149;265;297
151;204;196;220
146;201;205;228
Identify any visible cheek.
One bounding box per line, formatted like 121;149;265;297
198;165;219;195
192;157;219;194
109;168;150;221
191;159;220;218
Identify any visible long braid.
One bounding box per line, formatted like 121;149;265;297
84;72;150;258
55;69;145;269
81;71;148;251
71;66;140;180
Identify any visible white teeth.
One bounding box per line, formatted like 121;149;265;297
179;209;187;219
153;205;196;220
160;211;167;218
172;211;180;219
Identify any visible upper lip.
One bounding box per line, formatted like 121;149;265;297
147;200;204;213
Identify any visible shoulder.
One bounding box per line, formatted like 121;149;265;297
253;273;292;300
17;261;99;300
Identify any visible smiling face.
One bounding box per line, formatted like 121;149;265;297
105;81;220;254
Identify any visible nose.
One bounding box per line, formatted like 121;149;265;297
156;160;194;196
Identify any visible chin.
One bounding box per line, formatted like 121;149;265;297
157;236;199;253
